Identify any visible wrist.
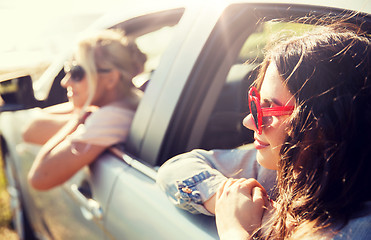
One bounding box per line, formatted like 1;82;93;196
218;229;250;240
204;193;216;214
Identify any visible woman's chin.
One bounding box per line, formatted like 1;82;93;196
70;98;84;109
256;150;279;170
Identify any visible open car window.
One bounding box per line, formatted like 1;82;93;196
156;2;370;165
132;25;179;89
32;8;184;105
198;21;317;150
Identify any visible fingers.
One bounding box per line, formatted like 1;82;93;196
252;186;266;208
239;178;267;196
217;178;239;198
217;178;267;200
215;178;268;238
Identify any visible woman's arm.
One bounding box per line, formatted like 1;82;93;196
22;102;76;145
27;105;133;190
22;112;72;145
157;145;276;215
43;101;75;114
28;136;106;190
27;116;105;190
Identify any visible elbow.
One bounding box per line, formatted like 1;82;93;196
156;164;169;190
21;121;47;145
22;128;34;143
156;155;185;189
21;123;31;142
27;171;54;191
156;161;179;194
21;123;38;144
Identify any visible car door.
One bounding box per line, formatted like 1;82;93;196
153;2;371;163
0;6;186;240
33;8;186;240
2;1;369;240
103;3;257;239
105;2;370;240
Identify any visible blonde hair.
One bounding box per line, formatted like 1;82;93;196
73;29;147;115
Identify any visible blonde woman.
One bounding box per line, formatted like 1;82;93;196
25;29;146;191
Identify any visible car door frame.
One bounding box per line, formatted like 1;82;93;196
0;6;188;240
128;2;371;167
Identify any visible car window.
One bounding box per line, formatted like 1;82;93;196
32;8;184;107
198;21;318;150
136;4;370;165
238;21;315;63
132;25;178;88
156;3;331;163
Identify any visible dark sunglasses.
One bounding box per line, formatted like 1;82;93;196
64;62;112;82
248;86;294;135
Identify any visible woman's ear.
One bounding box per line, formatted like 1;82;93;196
105;70;121;89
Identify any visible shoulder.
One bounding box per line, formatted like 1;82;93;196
194;144;257;162
333;202;371;240
95;104;135;116
80;104;135;134
86;104;135;124
171;146;257;168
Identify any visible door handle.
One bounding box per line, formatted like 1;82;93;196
68;184;103;220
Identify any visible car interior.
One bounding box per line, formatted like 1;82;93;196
1;4;370;239
197;21;315;151
10;4;369;170
156;2;371;166
155;12;315;165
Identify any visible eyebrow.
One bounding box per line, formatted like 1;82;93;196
263;98;285;106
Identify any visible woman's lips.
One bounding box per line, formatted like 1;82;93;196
254;138;270;150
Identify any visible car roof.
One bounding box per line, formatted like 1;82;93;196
32;0;370;100
228;0;370;14
91;0;370;30
84;1;187;31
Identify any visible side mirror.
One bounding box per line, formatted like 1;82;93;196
0;75;40;112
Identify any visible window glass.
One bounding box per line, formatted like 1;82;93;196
136;26;177;72
198;21;316;150
239;22;315;63
132;26;178;88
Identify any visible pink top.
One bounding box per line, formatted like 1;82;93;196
69;101;135;148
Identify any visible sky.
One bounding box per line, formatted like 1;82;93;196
0;0;369;75
0;0;134;72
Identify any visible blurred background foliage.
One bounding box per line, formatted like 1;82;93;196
239;21;314;63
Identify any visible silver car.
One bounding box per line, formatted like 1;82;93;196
1;0;370;239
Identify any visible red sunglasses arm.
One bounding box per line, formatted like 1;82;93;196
261;106;294;117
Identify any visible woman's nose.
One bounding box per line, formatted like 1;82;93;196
243;114;257;132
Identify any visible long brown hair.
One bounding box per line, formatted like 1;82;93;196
254;23;371;239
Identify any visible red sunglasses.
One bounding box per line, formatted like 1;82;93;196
248;86;294;135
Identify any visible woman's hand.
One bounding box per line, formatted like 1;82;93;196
215;178;268;240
